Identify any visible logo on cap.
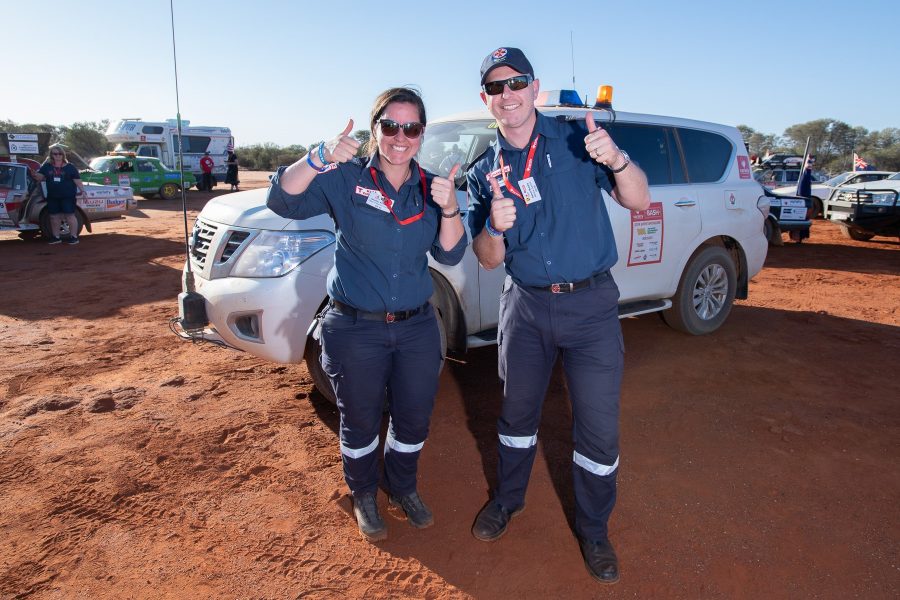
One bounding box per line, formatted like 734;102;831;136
491;48;508;62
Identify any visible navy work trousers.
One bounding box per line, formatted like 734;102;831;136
495;274;624;542
319;302;442;498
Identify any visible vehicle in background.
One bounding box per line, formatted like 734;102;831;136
773;170;896;218
81;153;197;200
1;159;136;240
761;187;813;245
759;154;803;169
105;118;233;183
175;89;770;402
825;173;900;241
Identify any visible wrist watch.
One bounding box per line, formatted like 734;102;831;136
610;150;630;174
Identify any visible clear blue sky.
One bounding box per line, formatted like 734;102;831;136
7;0;898;147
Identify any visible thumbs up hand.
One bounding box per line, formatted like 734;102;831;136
431;164;460;212
487;175;516;233
324;119;361;164
584;112;623;169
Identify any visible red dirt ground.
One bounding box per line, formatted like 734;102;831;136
1;172;898;599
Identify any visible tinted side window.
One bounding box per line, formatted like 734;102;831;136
142;126;164;134
677;128;732;183
173;135;211;153
606;124;681;186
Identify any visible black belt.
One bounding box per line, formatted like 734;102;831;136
330;299;427;323
530;270;611;294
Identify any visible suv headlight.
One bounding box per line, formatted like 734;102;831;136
229;230;335;278
868;192;897;205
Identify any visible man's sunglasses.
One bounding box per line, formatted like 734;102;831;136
378;119;424;139
482;74;533;96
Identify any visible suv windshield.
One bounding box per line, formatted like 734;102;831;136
418;120;496;187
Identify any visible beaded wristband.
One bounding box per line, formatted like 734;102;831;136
485;217;503;238
306;152;329;173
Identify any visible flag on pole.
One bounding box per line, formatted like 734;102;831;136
853;153;868;171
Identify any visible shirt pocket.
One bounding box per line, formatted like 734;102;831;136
349;199;395;248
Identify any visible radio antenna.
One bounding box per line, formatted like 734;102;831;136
172;0;206;330
570;31;576;91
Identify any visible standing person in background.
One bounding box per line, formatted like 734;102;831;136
225;148;239;191
466;47;650;584
266;87;466;542
31;145;87;245
199;151;214;191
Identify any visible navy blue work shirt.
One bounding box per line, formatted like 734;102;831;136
467;112;618;287
38;162;80;201
267;153;467;313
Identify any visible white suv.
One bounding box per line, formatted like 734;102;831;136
178;93;770;400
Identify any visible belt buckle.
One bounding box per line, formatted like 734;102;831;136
551;283;561;293
550;283;571;294
385;312;396;323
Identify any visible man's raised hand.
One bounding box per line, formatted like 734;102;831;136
488;176;516;233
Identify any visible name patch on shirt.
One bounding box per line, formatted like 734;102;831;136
355;185;377;198
487;165;510;179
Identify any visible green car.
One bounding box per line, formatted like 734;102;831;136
81;154;196;200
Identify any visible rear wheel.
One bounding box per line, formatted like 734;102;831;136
39;209;84;239
159;182;180;201
812;197;824;219
662;245;736;335
839;225;874;241
764;217;783;246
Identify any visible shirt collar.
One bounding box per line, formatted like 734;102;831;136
366;152;423;188
495;111;560;151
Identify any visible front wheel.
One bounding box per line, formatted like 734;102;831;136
303;305;449;407
39;208;84;239
839;225;874;242
159;182;180;201
662;245;737;335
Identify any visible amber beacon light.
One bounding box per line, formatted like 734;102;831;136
594;85;613;109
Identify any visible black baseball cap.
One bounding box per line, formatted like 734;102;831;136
480;47;534;85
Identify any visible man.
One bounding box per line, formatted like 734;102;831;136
200;151;214;191
466;47;650;584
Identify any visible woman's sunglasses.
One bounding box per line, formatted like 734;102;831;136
482;74;533;96
378;119;424;139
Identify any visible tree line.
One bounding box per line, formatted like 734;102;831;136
4;117;898;175
738;119;900;174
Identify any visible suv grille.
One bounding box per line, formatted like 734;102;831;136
190;219;218;269
219;231;249;263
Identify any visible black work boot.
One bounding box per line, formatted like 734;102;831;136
389;491;434;528
352;492;387;542
579;537;619;584
471;501;524;541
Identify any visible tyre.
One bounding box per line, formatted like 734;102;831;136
839;225;874;242
812;197;824;219
303;304;449;407
18;230;40;241
39;208;84;239
662;245;737;335
764;217;783;246
304;332;336;405
159;182;180;201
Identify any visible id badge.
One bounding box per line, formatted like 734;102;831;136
53;177;62;183
366;190;391;213
519;176;542;204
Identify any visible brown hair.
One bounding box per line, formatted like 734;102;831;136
366;87;426;155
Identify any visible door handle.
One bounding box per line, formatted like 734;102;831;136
674;199;696;207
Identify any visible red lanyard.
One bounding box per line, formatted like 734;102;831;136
53;165;63;177
369;164;427;226
498;135;540;200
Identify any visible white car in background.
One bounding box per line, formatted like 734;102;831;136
177;91;770;401
774;170;896;218
825;172;900;240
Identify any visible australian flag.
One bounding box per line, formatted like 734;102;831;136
796;154;814;197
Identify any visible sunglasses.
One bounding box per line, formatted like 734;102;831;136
482;74;533;96
378;119;424;139
51;152;63;156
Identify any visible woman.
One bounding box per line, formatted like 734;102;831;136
32;145;87;245
266;87;466;542
225;149;239;191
